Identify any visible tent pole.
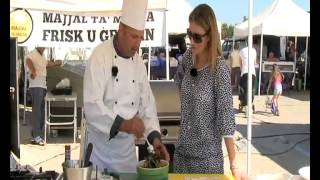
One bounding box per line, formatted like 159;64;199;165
247;0;253;176
23;64;27;125
23;48;27;125
232;29;235;51
304;37;308;91
292;36;298;87
258;33;263;96
148;46;151;80
164;3;170;81
294;36;297;62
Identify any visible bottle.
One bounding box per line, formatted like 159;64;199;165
65;145;71;162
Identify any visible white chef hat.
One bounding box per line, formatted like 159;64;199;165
120;0;148;31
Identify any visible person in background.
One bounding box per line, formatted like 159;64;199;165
268;64;284;116
254;52;260;96
25;46;62;146
261;43;268;60
239;41;257;113
150;51;161;79
253;39;267;60
158;50;167;79
267;51;279;62
83;0;169;173
229;42;241;90
173;4;247;180
253;40;259;59
286;41;296;61
263;51;279;93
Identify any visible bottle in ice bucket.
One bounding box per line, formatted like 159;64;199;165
65;145;71;162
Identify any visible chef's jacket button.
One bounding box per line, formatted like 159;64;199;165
132;80;135;83
131;102;134;106
187;126;190;130
114;55;117;58
116;78;118;82
115;101;117;104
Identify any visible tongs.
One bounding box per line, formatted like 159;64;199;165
145;139;160;168
146;138;155;154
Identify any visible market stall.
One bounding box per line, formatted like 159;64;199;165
234;0;310;94
10;1;192;178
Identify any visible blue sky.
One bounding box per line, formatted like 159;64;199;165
186;0;310;25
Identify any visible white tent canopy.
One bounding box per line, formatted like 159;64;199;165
10;0;167;16
234;0;310;94
166;0;192;34
11;0;222;78
11;0;221;36
234;0;310;38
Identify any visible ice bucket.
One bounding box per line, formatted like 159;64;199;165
62;160;92;180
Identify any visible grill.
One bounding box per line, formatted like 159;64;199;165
135;112;180;173
158;112;180;144
136;81;181;172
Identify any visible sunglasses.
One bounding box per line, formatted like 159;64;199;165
187;28;209;43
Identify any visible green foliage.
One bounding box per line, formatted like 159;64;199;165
243;16;248;22
221;23;234;39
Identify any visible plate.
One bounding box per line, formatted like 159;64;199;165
298;166;310;180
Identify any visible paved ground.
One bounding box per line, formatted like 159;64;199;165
226;90;310;179
14;90;310;179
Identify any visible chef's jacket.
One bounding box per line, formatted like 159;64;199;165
83;36;160;173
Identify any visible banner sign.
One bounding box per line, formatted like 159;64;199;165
10;9;165;48
10;9;33;44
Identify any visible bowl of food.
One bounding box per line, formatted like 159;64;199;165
137;153;169;180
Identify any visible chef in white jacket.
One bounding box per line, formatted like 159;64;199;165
83;0;170;173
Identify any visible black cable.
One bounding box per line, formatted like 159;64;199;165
235;132;309;141
252;118;280;124
237;137;309;156
32;153;65;167
251;132;309;139
32;146;79;167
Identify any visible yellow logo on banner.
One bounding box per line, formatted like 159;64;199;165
10;9;33;44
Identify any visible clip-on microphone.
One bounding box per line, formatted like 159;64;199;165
190;67;197;77
112;66;118;77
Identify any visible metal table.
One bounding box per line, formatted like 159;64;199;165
44;92;77;144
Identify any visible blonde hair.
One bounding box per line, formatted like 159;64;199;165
189;4;222;72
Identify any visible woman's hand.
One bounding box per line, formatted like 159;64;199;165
231;167;250;180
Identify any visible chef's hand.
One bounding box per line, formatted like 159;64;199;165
153;138;170;161
119;117;145;138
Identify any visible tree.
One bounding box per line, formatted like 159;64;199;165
243;16;248;22
221;23;234;39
